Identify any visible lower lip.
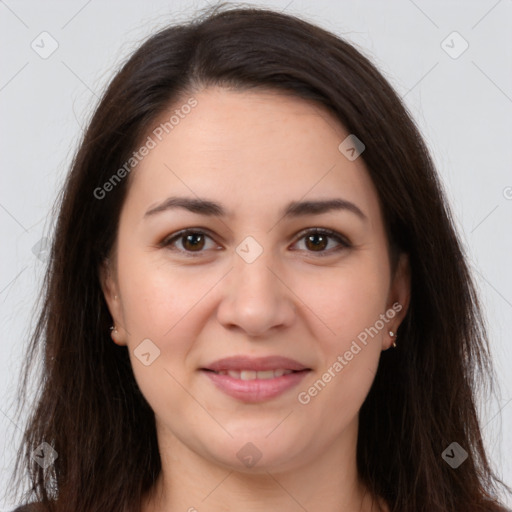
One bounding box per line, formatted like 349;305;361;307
201;370;310;403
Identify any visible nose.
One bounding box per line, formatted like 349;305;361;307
216;246;296;337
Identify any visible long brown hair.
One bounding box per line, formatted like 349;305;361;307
8;4;510;511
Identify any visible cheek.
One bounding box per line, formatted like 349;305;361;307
294;256;389;406
115;246;211;338
116;250;203;417
296;285;386;428
298;255;390;339
114;248;220;396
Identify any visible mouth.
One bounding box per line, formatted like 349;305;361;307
200;367;311;402
201;368;308;380
202;354;311;373
199;355;312;402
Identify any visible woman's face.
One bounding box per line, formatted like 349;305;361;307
102;86;409;473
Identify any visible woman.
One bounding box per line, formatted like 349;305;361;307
8;4;511;512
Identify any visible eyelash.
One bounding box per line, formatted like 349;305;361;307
159;228;352;258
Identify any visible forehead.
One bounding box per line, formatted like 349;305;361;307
124;87;380;223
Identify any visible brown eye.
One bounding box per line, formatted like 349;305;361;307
181;232;206;251
294;228;351;256
304;232;329;252
161;230;218;256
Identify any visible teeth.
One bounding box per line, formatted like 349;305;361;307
239;370;257;380
216;369;294;380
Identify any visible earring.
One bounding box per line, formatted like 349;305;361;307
389;331;397;348
110;325;118;335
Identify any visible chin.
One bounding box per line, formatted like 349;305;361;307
200;434;309;474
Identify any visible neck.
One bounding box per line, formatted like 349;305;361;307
142;418;387;512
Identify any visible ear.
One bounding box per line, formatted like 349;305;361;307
99;258;127;346
384;252;411;350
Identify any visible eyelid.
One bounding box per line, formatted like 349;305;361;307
291;227;352;256
293;227;351;246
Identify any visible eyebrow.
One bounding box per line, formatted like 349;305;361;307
144;196;367;221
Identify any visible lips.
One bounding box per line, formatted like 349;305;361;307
200;355;311;402
214;369;295;380
199;356;311;403
202;368;310;402
202;355;311;373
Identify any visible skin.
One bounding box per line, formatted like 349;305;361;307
101;86;410;512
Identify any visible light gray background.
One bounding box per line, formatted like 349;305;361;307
1;0;511;509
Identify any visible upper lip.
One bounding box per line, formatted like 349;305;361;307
202;355;311;372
